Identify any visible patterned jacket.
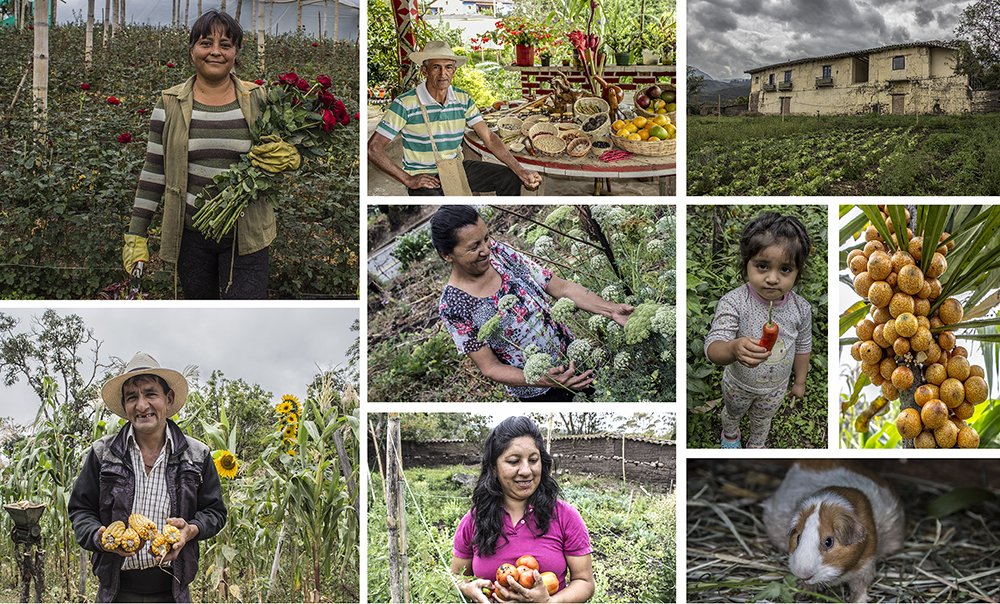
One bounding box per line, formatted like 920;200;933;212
68;419;227;602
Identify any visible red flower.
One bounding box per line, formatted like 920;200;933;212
296;79;309;92
279;72;299;86
316;75;332;89
254;79;264;85
107;96;121;105
80;83;90;90
166;62;175;67
138;108;147;115
321;109;337;131
312;42;318;47
117;133;132;143
317;90;336;108
354;112;360;120
333;99;350;125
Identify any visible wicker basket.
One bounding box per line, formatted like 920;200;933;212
566;137;592;158
573;96;610;119
532;134;567;157
520;114;548;137
633;81;678;118
590;136;613;157
610;132;676;157
528;122;560;140
497;116;524;138
560;129;587;143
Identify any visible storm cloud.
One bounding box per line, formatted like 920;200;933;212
688;0;977;80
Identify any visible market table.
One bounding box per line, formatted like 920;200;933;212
464;129;676;196
505;65;677;99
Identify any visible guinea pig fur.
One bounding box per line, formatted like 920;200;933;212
761;460;905;603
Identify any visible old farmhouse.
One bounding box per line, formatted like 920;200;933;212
746;41;973;116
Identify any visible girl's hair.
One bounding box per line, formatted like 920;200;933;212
471;416;560;558
189;9;243;54
739;212;811;282
430;205;481;257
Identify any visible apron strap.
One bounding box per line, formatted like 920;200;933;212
417;98;448;162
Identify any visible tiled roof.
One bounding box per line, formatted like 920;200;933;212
746;40;960;74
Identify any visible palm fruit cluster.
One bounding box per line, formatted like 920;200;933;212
847;208;983;448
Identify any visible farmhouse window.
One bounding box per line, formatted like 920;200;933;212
822;65;831;78
768;73;775;85
892;56;905;70
755;76;759;84
784;70;792;83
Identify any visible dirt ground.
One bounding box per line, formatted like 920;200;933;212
366;113;667;197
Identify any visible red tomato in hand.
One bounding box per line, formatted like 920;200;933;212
492;580;508;601
516;566;535;588
496;563;518;587
540;571;559;596
515;555;539;571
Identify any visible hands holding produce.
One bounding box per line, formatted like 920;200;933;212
473;555;560;603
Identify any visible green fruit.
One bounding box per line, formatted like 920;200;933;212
649;125;668;140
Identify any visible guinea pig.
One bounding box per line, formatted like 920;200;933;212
761;460;905;603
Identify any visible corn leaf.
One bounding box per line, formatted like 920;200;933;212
927;487;998;518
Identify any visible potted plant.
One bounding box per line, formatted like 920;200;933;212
482;16;552;66
603;31;635;66
540;50;552;66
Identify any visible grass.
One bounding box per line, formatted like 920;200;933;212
368;464;676;603
687;114;1000;196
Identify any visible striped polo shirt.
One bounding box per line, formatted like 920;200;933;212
375;81;483;175
122;424;174;570
129;99;252;237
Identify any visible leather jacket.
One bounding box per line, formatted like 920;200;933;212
68;419;227;602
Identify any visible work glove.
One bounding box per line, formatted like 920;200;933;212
122;234;149;273
248;135;301;173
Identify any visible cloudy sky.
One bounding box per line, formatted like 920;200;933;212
51;0;360;38
0;306;358;426
688;0;977;80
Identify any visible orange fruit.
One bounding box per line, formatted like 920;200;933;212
652;114;669;126
616;128;631;138
637;130;650;141
632;116;648;128
627;133;641;141
612;120;626;132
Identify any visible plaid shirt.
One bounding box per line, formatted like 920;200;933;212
122;425;174;570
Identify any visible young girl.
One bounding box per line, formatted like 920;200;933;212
704;212;813;449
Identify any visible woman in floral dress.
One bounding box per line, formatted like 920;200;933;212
433;206;633;401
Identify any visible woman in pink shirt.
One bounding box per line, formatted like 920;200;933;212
451;417;595;602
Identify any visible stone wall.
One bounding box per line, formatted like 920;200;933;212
972;89;1000;114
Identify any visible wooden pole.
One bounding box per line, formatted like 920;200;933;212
717;93;721;123
103;0;109;46
334;0;339;41
621;434;626;483
545;413;553;454
257;0;265;73
85;0;95;70
32;0;49;137
386;413;403;604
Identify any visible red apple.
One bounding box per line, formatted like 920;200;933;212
635;94;651;108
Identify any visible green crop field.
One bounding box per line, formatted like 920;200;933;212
687;114;1000;196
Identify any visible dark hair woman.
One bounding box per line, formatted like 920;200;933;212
122;9;274;299
432;206;634;401
451;416;595;602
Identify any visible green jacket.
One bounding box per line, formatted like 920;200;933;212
158;74;275;263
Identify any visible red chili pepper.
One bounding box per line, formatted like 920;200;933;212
759;301;779;351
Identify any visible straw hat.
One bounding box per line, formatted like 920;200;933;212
101;352;188;419
409;40;469;68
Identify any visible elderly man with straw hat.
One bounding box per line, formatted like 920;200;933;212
368;40;542;196
68;352;226;603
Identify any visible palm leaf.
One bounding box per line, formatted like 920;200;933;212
839;212;871;247
887;205;910;255
858;206;896;252
840;301;870;337
972;402;1000;447
916;205;950;275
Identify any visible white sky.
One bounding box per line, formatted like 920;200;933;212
688;0;977;80
0;306;358;427
52;0;361;39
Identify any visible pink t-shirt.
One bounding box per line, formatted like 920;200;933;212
453;500;592;590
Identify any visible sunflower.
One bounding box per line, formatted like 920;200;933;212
214;450;239;479
282;424;298;440
275;400;292;415
281;394;301;417
282;411;298;425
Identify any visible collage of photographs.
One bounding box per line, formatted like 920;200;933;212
1;0;1000;602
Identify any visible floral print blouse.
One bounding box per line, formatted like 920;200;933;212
439;240;574;399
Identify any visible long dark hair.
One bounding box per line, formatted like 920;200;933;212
739;212;811;283
471;416;560;558
430;205;481;258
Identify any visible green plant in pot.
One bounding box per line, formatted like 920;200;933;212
604;32;636;66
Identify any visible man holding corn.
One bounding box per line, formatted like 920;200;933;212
68;353;226;603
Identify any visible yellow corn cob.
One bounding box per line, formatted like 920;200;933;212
149;532;170;557
128;513;157;540
102;521;126;549
119;527;141;552
162;523;181;544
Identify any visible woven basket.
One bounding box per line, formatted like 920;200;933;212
532;134;567;157
520;114;548;137
578;113;611;137
497;116;524;138
633;82;677;118
590;136;613;157
610;132;676;157
573;96;610;119
528;122;560;140
560;129;587;143
566;137;592;158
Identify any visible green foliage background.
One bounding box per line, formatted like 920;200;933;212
686;204;828;449
367;465;676;603
0;23;359;299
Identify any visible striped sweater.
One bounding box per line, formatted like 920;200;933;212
129;98;252;237
374;82;482;175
